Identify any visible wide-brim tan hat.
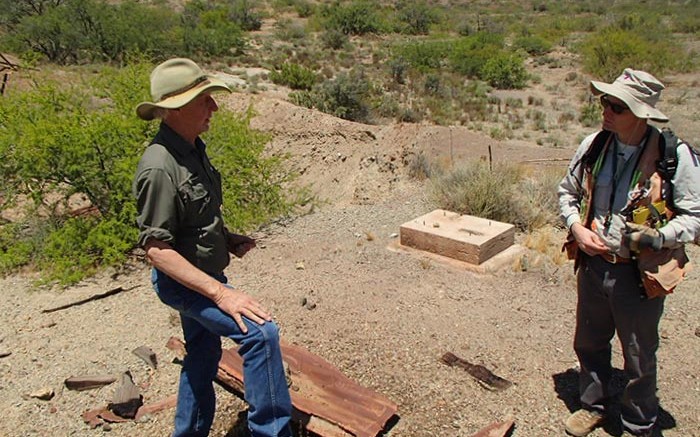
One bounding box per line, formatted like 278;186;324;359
590;68;668;122
136;58;231;121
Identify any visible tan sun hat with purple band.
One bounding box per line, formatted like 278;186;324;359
590;68;668;122
136;58;231;121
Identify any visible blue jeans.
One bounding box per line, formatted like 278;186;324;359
151;268;292;437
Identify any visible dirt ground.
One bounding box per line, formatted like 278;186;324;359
1;63;699;437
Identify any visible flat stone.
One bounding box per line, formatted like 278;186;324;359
399;209;515;265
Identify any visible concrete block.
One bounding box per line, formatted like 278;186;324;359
399;209;515;265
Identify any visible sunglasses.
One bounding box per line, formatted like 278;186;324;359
600;95;629;115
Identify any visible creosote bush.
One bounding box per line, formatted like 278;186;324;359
0;59;300;285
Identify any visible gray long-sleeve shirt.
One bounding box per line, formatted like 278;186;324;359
558;129;700;258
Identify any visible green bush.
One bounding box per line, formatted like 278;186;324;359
310;69;372;123
321;29;349;50
270;63;317;90
0;59;299;284
394;0;441;35
0;0;247;63
182;1;246;58
322;0;384;35
514;34;552;56
480;53;528;89
1;0;184;63
392;40;449;73
579;27;688;80
449;33;505;77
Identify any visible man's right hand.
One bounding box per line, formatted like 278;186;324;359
571;222;608;256
213;286;272;333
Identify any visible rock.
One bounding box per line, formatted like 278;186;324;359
0;351;11;358
29;387;55;400
132;345;158;370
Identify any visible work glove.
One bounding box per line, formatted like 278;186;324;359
622;222;664;252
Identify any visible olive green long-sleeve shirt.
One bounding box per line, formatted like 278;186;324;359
133;123;230;274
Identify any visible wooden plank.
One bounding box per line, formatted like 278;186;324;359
400;209;514;265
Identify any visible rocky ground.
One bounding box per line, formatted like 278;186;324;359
1;64;699;437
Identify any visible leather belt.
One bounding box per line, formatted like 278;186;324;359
598;252;632;264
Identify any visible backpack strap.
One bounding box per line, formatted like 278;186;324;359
657;129;681;210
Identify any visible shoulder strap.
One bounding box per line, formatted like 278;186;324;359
657;128;679;181
581;130;612;170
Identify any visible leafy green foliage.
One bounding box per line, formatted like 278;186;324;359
513;34;552;56
270;63;317;90
579;26;690;80
321;0;384;35
480;53;528;89
449;33;506;78
182;1;246;58
205;107;299;232
307;69;372;123
0;0;246;63
392;40;449;73
394;1;441;35
0;59;299;284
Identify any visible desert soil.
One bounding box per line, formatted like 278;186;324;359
0;62;699;437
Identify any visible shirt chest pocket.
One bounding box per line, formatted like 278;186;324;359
179;176;214;221
593;172;613;211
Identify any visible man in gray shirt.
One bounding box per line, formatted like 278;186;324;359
558;69;700;437
133;58;292;437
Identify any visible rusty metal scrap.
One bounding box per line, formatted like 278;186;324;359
167;336;398;437
441;352;513;391
469;419;515;437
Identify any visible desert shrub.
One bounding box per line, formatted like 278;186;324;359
289;90;314;108
0;60;299;284
448;33;505;78
407;152;431;179
397;107;423;123
513;34;552;56
0;223;35;276
394;0;441;35
182;1;246;57
392;40;449;73
321;0;384;35
579;27;688;80
270;63;317;90
310;69;372;123
510;168;562;230
0;0;246;63
274;19;308;41
480;53;528;89
388;57;409;84
430;160;560;231
228;0;263;31
321;29;349;50
430;160;522;225
294;0;315;18
579;101;601;127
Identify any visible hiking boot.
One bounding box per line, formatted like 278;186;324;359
565;409;605;437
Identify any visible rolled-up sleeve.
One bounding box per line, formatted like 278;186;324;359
558;133;596;229
659;142;700;245
133;167;180;248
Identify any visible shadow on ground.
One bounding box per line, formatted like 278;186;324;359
552;368;676;437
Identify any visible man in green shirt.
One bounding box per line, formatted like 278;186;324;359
133;58;292;437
